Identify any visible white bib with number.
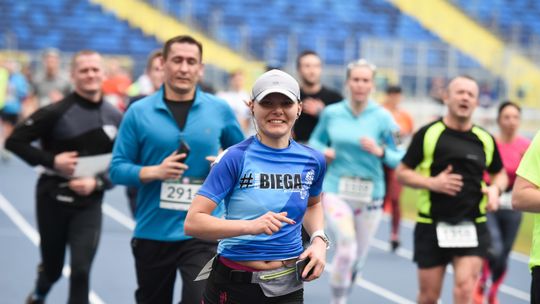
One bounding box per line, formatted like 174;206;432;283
436;221;478;248
160;177;202;211
338;176;373;208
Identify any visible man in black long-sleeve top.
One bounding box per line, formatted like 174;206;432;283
293;50;342;142
6;50;122;304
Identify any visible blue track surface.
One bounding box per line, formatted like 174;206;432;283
0;157;531;303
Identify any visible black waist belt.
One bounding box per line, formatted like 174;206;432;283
214;258;254;283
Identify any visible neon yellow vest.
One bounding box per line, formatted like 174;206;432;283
416;121;494;224
516;131;540;269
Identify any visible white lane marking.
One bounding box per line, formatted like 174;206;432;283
499;284;530;301
0;193;105;304
102;203;135;230
356;278;416;304
0;193;39;245
324;263;416;304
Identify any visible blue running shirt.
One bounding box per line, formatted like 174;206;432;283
197;136;326;261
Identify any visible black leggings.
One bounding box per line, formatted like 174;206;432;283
34;193;102;304
533;267;540;304
486;209;522;281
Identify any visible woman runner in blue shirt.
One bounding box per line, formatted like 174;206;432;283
185;69;328;304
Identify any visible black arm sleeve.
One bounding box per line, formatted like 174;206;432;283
5;105;63;168
401;125;428;169
487;135;504;174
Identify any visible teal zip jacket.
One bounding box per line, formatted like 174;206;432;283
308;100;404;199
110;87;244;241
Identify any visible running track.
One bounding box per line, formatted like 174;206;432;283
0;157;531;303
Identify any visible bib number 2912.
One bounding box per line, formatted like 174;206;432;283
160;179;201;211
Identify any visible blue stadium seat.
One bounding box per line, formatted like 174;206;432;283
0;0;161;73
150;0;474;66
454;0;540;46
0;0;487;73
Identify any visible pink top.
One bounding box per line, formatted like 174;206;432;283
497;135;531;189
219;256;258;272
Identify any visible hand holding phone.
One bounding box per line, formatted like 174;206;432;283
295;258;313;281
177;140;190;163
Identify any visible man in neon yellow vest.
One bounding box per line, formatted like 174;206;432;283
513;130;540;304
396;75;508;304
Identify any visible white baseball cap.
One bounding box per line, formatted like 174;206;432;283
251;69;300;102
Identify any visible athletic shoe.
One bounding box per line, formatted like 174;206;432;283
390;239;400;252
25;292;44;304
473;279;485;304
487;294;499;304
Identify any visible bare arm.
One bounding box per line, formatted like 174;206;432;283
396;163;432;190
512;176;540;212
299;195;327;282
484;168;508;212
302;195;325;236
184;195;295;241
396;163;463;196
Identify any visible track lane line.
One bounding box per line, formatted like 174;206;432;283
0;192;105;304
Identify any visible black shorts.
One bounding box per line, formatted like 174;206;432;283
413;221;490;268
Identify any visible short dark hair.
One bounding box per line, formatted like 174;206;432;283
70;50;100;70
497;100;521;121
162;35;203;61
296;50;319;70
146;49;162;72
385;85;402;94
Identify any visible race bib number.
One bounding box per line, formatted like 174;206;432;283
338;176;373;208
436;221;478;248
498;191;513;210
160;177;202;211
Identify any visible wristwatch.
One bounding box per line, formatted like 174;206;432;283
95;177;104;191
310;230;330;249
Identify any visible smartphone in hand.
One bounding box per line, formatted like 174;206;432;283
295;258;313;281
177;140;190;163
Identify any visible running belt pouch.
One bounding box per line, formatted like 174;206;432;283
251;266;303;297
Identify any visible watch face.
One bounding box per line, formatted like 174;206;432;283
311;232;330;249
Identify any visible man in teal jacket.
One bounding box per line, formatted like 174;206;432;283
110;35;244;304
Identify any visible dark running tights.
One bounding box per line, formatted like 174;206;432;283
34;196;102;304
486;209;522;281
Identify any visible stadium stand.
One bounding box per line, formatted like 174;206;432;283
146;0;482;69
0;0;160;58
451;0;540;47
1;0;540;105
